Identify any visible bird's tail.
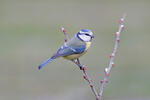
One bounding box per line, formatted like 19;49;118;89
38;55;56;70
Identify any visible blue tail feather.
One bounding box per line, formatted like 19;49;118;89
38;57;54;70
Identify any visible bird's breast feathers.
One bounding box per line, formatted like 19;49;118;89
85;41;91;51
63;41;91;60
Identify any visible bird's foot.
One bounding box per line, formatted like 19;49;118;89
82;66;87;71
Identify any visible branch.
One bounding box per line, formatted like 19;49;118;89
61;14;126;100
61;27;69;42
61;27;99;100
98;14;126;100
73;59;99;100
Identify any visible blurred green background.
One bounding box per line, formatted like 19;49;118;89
0;0;150;100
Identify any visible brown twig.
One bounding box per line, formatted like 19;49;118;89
98;14;126;100
61;27;99;99
61;14;126;100
61;27;69;42
72;59;99;100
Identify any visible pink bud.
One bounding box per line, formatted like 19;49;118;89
112;62;115;67
121;25;124;31
115;32;119;37
61;27;67;33
104;68;108;73
82;66;87;71
83;75;87;80
106;73;109;77
117;38;120;42
100;80;104;84
110;53;115;58
120;18;124;24
63;29;66;33
104;68;109;76
109;55;112;58
61;27;64;31
90;83;93;87
90;80;93;83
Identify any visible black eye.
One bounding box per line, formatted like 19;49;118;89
85;33;90;36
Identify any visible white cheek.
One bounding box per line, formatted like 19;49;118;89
79;35;91;41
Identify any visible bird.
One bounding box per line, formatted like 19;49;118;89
38;29;94;70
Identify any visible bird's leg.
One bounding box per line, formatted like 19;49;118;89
76;58;83;70
72;58;83;70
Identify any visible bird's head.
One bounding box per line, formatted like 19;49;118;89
76;29;94;42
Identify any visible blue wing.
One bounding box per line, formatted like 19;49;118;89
56;44;86;57
38;44;86;70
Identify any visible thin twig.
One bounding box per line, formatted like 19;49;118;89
61;27;99;100
61;14;126;100
61;27;69;42
98;14;126;100
73;59;99;100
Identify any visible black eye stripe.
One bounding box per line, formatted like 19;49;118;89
85;33;90;36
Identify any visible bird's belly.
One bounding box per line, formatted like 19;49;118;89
63;51;86;60
63;42;91;60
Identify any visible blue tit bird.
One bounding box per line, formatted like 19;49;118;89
38;29;94;70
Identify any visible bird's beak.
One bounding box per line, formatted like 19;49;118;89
91;35;94;38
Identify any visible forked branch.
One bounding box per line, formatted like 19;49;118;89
98;14;126;100
61;14;126;100
61;27;99;99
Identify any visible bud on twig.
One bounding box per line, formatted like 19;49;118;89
61;13;126;100
98;14;126;100
120;25;124;32
61;27;69;42
112;62;115;67
83;75;87;80
82;66;87;71
61;27;66;33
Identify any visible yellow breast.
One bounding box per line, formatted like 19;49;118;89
85;42;91;51
63;42;91;60
63;52;86;60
